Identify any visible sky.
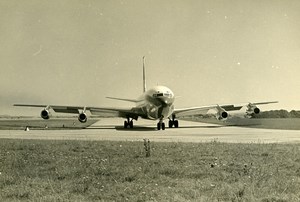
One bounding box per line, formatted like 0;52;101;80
1;0;300;116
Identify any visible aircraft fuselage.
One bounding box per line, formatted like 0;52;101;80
137;86;175;120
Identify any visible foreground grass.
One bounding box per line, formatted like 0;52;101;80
0;139;300;201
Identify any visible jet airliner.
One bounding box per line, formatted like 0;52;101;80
14;57;278;130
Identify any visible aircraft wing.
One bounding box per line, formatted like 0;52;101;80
14;104;144;119
173;104;241;117
173;101;278;118
173;106;216;117
14;104;91;114
89;106;144;119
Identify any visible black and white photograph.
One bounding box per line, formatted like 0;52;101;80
0;0;300;201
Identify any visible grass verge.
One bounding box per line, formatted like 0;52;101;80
1;139;300;201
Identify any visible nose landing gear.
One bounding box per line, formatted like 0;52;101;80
157;122;165;130
157;118;165;130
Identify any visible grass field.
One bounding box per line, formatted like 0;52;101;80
1;139;300;201
0;118;99;130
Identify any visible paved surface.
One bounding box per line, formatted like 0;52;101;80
0;118;300;143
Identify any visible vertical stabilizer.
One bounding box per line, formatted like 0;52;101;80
143;56;147;93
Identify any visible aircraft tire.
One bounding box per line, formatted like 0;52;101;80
124;121;128;128
162;123;165;130
129;120;133;128
169;120;173;128
174;120;179;128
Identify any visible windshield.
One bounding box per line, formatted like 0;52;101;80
153;92;172;98
153;93;164;97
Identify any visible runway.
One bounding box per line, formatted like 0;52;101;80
0;118;300;143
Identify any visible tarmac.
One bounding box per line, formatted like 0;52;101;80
0;118;300;144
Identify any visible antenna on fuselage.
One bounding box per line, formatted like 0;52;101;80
143;56;147;93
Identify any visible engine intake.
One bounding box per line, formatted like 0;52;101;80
253;107;260;114
246;104;260;118
216;110;228;120
221;111;228;118
78;113;87;123
41;109;50;120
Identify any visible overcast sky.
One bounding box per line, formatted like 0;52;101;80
1;0;300;115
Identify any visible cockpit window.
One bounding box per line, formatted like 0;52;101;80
153;93;164;97
153;92;172;98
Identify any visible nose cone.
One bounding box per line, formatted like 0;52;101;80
159;92;175;106
159;96;170;105
149;86;175;105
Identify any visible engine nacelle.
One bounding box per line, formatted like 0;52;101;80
78;113;87;123
246;104;260;118
253;107;260;114
216;110;228;120
41;109;50;120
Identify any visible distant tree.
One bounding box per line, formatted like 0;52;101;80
290;110;300;118
253;109;300;118
192;109;300;119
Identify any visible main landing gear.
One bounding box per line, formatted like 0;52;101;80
168;114;179;128
124;118;133;129
124;116;179;130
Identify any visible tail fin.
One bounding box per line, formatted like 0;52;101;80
143;56;147;93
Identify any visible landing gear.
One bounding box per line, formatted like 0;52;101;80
168;114;179;128
124;118;133;128
168;120;179;128
157;122;165;130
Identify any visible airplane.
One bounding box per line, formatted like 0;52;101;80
14;57;278;130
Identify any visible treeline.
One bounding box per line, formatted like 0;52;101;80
253;110;300;118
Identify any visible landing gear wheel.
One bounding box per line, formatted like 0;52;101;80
168;120;173;128
124;121;128;128
168;114;179;128
129;120;133;128
124;119;134;129
174;120;179;128
157;122;165;130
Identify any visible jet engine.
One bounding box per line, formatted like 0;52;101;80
245;104;260;118
41;109;50;120
216;106;228;121
78;112;87;123
217;111;228;120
